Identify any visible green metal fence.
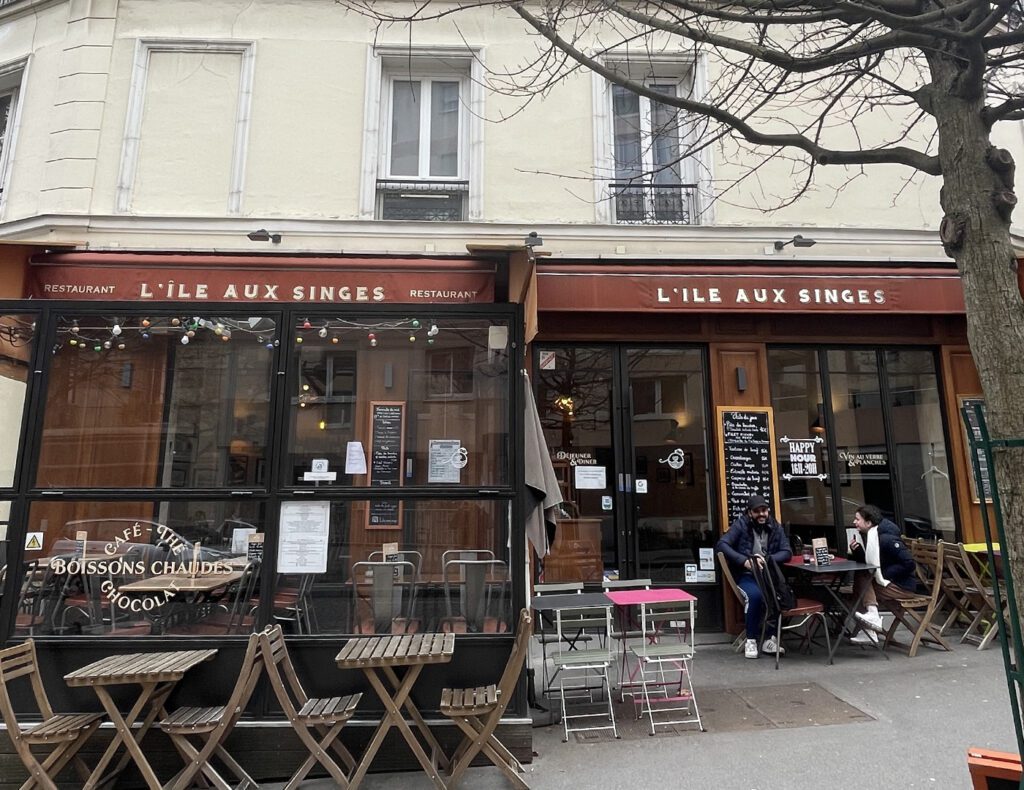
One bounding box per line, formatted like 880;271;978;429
962;402;1024;772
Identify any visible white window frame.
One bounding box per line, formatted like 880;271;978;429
592;54;713;224
116;39;255;215
0;57;29;218
381;72;467;181
360;46;485;220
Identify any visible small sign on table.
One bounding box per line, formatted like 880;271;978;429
812;537;831;566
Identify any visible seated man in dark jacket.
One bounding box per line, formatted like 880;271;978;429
847;504;918;644
716;495;793;659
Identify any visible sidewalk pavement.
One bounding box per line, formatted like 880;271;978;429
271;632;1017;789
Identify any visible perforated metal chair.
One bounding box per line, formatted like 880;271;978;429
442;559;510;634
351;560;420;634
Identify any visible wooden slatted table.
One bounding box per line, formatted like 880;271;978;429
65;649;217;789
336;633;455;789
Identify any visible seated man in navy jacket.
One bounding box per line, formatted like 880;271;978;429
716;495;793;659
846;504;918;644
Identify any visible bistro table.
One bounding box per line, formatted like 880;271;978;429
785;558;888;664
605;587;696;697
336;632;455;789
64;649;217;789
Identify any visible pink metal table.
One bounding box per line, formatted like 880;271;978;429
604;588;696;695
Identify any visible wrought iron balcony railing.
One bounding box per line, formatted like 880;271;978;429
376;179;468;222
611;182;698;225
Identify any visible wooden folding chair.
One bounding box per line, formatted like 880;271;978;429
943;541;1008;650
260;624;361;789
158;631;263;790
881;541;952;657
0;640;104;790
441;608;532;789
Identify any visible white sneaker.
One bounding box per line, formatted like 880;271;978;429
855;610;885;633
850;630;879;645
761;636;786;656
744;638;759;659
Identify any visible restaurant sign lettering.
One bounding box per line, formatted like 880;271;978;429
537;267;966;314
47;523;236;612
28;262;494;303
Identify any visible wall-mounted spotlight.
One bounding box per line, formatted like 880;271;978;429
524;231;543;247
247;229;282;244
773;234;816;251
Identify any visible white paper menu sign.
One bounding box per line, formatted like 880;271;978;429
428;439;462;484
345;442;367;475
574;465;607;490
278;501;330;574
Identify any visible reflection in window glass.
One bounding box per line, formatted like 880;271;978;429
37;315;276;488
0;315;34;487
11;498;515;638
285;316;510;488
885;350;955;539
768;348;833;542
18;500;265;638
276;499;511;636
828;349;895;522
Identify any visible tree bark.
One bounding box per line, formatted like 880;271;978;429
929;49;1024;634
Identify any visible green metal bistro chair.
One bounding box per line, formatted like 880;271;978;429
628;599;704;735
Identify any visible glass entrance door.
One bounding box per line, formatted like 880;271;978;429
535;345;712;584
626;349;712;583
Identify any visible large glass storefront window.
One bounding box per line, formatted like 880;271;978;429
17;499;265;637
0;315;34;488
769;346;955;546
14;498;510;638
37;315;277;489
12;306;516;640
285;316;510;488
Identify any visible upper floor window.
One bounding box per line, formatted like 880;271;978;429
597;62;703;225
364;49;484;222
0;60;27;214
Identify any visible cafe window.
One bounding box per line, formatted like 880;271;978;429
284;316;510;488
15;499;266;638
768;346;955;546
14;497;511;638
0;315;34;488
36;314;276;489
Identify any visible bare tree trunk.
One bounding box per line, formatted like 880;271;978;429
930;49;1024;632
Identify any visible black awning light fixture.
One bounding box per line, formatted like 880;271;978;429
247;229;282;244
524;231;543;247
774;234;817;251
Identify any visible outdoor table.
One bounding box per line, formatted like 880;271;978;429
784;558;887;664
964;542;1004;582
336;632;455;789
605;587;696;695
64;648;217;789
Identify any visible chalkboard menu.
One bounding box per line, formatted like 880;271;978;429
959;396;992;503
368;401;405;529
716;406;781;528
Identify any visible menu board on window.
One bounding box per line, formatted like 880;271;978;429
716;406;781;528
367;401;405;529
959;396;993;503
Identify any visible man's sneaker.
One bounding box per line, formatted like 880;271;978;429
850;630;879;645
761;636;786;656
855;610;885;633
744;638;759;659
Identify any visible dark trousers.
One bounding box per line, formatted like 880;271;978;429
737;572;776;639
